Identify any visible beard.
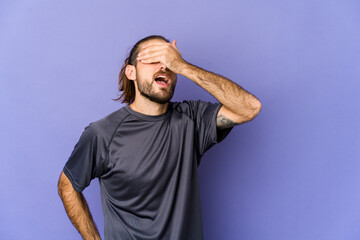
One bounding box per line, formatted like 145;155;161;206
137;75;176;104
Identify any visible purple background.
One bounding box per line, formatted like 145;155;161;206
1;0;359;239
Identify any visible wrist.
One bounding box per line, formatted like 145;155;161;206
175;60;192;76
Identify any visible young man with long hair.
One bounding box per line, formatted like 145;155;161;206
58;35;261;240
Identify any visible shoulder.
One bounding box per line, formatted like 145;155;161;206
171;100;219;115
171;100;221;118
83;107;129;139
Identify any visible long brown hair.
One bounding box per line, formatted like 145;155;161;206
113;35;170;104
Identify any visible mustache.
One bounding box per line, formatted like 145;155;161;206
154;70;172;76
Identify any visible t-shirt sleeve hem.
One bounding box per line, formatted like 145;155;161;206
213;103;233;144
63;166;85;192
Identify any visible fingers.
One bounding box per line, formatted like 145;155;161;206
138;41;180;57
138;44;167;57
136;40;182;70
137;52;165;64
137;43;177;62
137;49;167;62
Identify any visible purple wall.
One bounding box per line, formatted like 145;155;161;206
1;0;359;239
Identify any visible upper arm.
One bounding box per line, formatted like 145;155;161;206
58;171;75;193
216;105;249;129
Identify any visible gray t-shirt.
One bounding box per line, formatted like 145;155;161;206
63;100;232;240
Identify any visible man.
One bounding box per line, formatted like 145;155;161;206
58;35;261;240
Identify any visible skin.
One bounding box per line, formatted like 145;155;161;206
58;172;101;240
57;38;262;239
134;38;262;128
125;39;179;116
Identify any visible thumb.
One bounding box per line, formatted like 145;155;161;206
171;40;178;50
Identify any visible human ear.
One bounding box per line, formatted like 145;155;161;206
125;65;136;80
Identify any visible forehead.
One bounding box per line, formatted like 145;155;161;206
139;38;168;49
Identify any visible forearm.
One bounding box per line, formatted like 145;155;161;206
179;61;261;120
135;40;261;122
58;172;101;240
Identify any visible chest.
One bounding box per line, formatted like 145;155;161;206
101;118;196;197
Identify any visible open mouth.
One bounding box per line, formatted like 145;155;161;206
154;74;170;87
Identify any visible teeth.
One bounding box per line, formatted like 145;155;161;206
156;75;168;81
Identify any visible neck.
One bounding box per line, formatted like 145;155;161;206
129;97;169;116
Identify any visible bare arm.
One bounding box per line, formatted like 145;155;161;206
57;171;101;240
137;40;262;129
179;63;262;128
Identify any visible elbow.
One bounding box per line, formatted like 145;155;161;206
246;99;262;121
254;100;262;117
233;101;261;124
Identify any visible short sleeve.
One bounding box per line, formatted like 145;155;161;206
183;100;233;156
63;124;107;192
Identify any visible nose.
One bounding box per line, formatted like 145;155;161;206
157;62;166;72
